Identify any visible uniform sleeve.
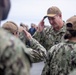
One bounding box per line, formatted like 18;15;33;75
33;31;42;42
33;26;49;42
41;46;55;75
0;40;30;75
19;31;30;47
33;31;45;46
19;31;27;45
19;31;47;63
33;26;52;50
27;37;47;63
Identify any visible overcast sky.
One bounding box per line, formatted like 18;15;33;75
1;0;76;27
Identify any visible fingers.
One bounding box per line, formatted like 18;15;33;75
23;29;32;39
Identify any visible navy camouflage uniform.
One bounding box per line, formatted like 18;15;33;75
0;28;31;75
41;41;76;75
33;23;66;50
41;15;76;75
19;31;46;63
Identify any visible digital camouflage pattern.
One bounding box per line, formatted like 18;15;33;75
41;40;76;75
19;31;29;47
0;28;31;75
19;31;46;63
33;23;66;50
69;69;76;75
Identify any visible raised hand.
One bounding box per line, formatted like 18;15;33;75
23;29;32;40
37;17;46;32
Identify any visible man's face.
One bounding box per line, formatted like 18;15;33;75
48;14;62;30
2;0;11;20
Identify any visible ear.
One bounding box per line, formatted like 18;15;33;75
0;0;5;7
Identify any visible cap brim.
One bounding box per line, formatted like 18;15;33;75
44;14;56;18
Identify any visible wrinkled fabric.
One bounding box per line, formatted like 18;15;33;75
42;41;76;75
69;69;76;75
0;28;31;75
19;31;29;47
33;24;66;50
19;31;47;63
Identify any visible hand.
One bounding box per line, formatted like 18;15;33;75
23;29;32;40
19;26;25;32
37;17;45;32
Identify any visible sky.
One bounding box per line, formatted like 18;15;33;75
1;0;76;28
